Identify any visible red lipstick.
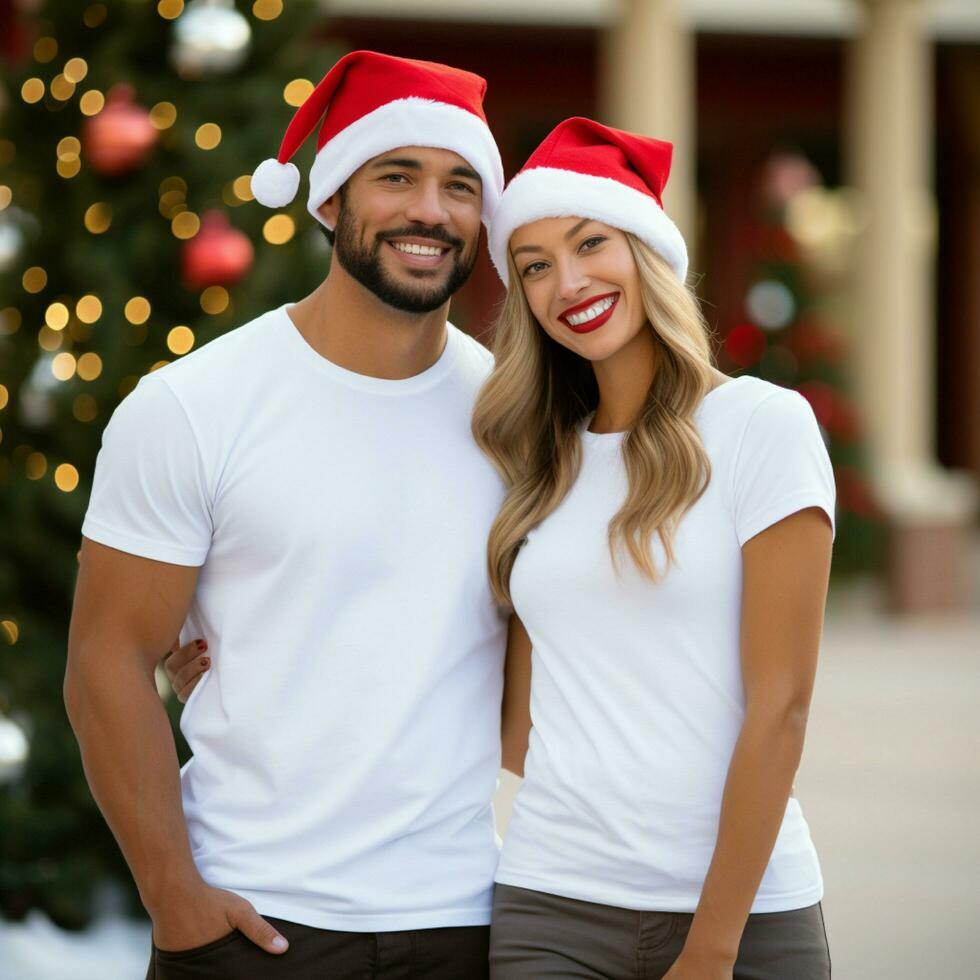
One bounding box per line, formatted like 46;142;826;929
557;292;620;334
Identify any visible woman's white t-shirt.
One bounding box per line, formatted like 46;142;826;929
496;375;836;913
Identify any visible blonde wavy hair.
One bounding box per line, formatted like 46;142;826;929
472;235;717;608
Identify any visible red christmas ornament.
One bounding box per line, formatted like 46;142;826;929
724;322;767;368
181;210;254;289
84;85;158;177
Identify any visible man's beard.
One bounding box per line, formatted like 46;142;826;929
332;204;477;314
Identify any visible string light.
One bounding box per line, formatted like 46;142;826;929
159;190;186;218
159;176;187;195
73;394;98;422
84;4;108;28
233;175;254;202
125;297;151;325
38;326;63;352
195;124;222;150
200;286;229;315
76;295;102;323
0;309;22;334
158;0;184;18
64;58;89;83
0;186;11;211
172;211;200;239
283;79;314;107
45;303;70;330
34;37;58;63
50;74;77;101
57;158;82;179
57;137;82;161
1;621;18;645
21;79;45;104
0;385;7;410
167;326;195;355
25;452;48;479
84;203;112;234
55;464;80;492
23;267;47;293
80;90;105;115
263;214;295;245
77;353;103;381
253;0;283;20
150;102;177;130
51;352;77;381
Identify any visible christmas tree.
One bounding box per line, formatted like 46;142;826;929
0;0;341;927
717;150;886;574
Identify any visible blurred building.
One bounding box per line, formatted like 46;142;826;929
320;0;980;611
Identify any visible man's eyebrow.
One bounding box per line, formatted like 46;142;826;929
371;157;421;170
449;165;481;183
512;220;596;258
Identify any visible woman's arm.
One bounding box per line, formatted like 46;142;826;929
501;614;533;777
665;506;833;979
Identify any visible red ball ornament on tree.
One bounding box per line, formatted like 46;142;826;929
181;210;254;289
84;85;158;177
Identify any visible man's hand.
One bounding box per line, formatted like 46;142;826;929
151;879;288;955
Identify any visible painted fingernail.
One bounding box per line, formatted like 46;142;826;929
272;935;288;951
199;657;210;668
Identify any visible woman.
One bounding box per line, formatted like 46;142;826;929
168;118;835;979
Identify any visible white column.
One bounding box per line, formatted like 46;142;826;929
601;0;696;252
847;0;976;608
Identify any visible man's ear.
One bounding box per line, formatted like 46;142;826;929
318;192;342;229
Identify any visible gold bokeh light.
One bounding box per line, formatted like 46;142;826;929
200;286;230;315
76;295;103;323
283;79;314;107
125;297;151;325
84;203;112;234
172;211;200;239
167;326;195;355
80;89;105;116
21;78;45;104
55;463;80;492
151;102;178;130
23;267;47;293
46;302;70;330
77;352;103;381
263;214;295;245
52;352;77;381
195;123;222;150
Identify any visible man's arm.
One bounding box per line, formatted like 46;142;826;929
64;538;287;955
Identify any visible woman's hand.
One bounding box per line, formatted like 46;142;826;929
163;637;210;703
662;948;734;980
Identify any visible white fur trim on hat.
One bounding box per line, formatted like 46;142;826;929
307;97;504;230
489;167;689;287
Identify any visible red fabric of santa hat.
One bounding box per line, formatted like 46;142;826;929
489;117;688;286
251;50;504;230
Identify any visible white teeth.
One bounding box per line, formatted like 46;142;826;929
567;296;615;326
392;242;444;256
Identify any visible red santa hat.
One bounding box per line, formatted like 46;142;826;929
251;50;504;230
489;117;688;286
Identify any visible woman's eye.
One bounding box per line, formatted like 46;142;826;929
522;262;547;277
580;236;606;251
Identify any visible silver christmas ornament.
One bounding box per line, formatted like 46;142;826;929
171;0;252;78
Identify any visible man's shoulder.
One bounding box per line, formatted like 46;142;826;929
448;324;494;386
152;305;288;393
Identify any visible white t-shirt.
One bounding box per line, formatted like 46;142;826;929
82;306;508;932
496;376;836;914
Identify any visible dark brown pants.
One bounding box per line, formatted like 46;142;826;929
147;916;490;979
490;884;830;980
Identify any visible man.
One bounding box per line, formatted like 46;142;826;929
65;51;507;979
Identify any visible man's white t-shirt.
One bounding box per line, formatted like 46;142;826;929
496;376;836;914
82;305;508;932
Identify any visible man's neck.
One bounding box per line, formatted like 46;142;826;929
287;263;450;381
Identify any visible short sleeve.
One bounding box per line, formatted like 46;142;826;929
732;389;836;546
81;375;213;566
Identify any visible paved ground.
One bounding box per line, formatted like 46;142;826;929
493;598;980;980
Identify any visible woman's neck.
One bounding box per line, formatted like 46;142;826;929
589;327;659;434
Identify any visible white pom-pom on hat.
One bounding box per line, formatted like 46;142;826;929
250;158;300;208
